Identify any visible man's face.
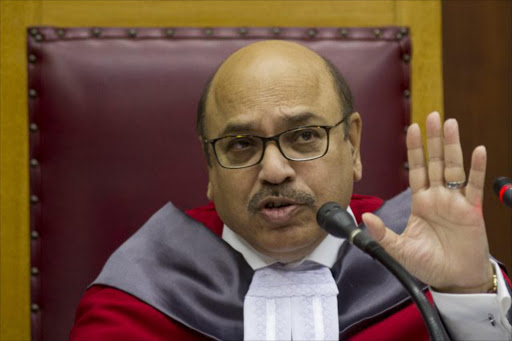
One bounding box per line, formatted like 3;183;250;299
204;41;362;262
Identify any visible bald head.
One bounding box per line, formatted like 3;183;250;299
212;41;328;95
197;40;353;142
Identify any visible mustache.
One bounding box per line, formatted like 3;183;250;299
247;185;316;213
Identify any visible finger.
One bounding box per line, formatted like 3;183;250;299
465;146;487;207
362;213;399;252
443;119;466;184
406;123;428;193
426;111;444;187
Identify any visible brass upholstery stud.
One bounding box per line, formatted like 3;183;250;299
204;28;213;36
373;28;381;38
404;89;411;98
165;28;175;37
56;29;65;38
30;195;39;204
28;89;37;98
307;29;317;38
29;28;39;37
29;123;38;132
396;32;403;40
272;27;281;35
238;27;248;36
92;28;101;37
128;28;137;38
31;303;40;313
339;28;349;37
402;54;411;63
31;267;39;276
35;34;43;42
28;54;37;63
31;230;39;240
403;126;409;134
400;27;409;36
404;162;410;170
30;158;39;167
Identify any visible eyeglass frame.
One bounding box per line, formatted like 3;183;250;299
203;116;347;169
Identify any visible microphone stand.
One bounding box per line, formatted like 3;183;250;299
317;202;450;341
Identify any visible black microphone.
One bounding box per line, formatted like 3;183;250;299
317;202;449;341
317;202;381;254
494;177;512;208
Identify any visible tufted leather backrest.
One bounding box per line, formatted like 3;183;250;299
27;26;411;340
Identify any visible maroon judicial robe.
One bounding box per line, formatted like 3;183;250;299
68;193;510;340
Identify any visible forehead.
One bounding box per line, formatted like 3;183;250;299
205;43;341;137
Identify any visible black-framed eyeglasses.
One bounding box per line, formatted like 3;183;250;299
203;117;346;169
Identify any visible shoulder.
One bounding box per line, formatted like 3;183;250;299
350;193;385;224
355;189;412;234
186;201;224;236
69;285;211;341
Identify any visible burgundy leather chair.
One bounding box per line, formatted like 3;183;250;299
27;26;411;341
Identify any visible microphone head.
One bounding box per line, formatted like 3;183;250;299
494;177;512;195
316;202;341;227
317;202;357;239
494;177;512;208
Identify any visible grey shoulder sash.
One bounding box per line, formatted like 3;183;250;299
93;203;253;340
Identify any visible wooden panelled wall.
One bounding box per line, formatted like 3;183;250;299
443;1;512;273
1;1;443;339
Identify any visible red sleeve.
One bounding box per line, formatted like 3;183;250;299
69;285;211;341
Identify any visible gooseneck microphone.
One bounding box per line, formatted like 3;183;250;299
494;177;512;209
317;202;450;341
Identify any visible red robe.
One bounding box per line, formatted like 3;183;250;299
69;194;507;340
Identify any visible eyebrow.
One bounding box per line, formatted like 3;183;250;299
218;112;327;137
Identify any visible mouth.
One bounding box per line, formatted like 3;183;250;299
257;197;304;225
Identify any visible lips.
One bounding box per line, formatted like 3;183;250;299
257;197;304;225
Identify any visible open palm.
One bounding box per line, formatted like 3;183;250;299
363;112;493;293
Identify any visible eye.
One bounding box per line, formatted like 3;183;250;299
298;130;314;141
293;128;321;143
226;136;257;151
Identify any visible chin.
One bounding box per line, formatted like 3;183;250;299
256;228;324;259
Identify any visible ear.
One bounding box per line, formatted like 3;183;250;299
347;112;362;182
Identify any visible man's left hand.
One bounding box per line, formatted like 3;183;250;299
362;111;494;293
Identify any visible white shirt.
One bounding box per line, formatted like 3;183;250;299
222;207;512;340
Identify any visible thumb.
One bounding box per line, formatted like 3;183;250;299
362;212;399;252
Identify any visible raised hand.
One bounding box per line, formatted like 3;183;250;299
362;111;493;293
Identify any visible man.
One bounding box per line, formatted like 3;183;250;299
70;41;512;340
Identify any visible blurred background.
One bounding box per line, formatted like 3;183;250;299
1;1;510;339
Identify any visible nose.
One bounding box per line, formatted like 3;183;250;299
257;142;296;185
